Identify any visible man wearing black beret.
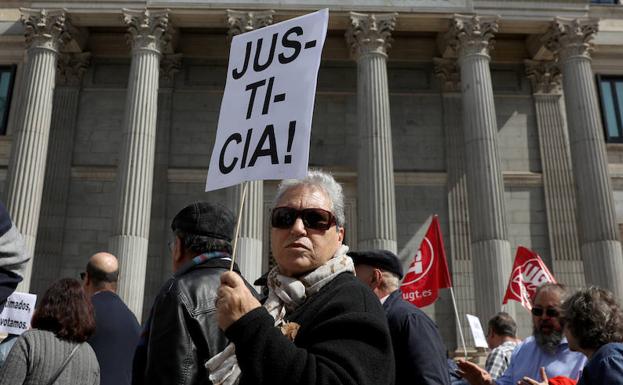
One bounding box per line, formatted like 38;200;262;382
133;202;257;385
349;249;451;385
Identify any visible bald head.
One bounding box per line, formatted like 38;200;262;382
84;252;119;296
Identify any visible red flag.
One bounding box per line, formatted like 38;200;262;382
400;216;452;307
503;246;556;310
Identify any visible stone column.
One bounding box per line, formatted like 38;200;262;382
445;15;513;321
225;10;273;283
109;9;170;318
32;52;90;295
346;12;398;253
6;9;70;291
525;60;585;289
543;18;623;297
434;57;475;348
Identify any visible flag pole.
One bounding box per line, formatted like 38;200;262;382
449;286;468;358
230;181;249;271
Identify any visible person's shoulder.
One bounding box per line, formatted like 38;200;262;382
511;336;535;356
319;272;378;304
593;342;623;361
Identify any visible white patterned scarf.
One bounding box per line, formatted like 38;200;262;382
207;244;353;385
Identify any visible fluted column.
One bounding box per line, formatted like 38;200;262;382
225;10;273;283
32;52;90;295
525;60;585;289
446;15;513;321
346;12;397;253
6;9;70;291
434;58;475;348
543;18;623;297
109;9;170;318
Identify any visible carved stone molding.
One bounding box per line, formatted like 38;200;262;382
21;8;71;52
57;52;91;86
346;12;397;59
542;18;598;62
123;9;171;54
444;14;499;59
433;57;461;93
160;53;182;85
525;59;562;95
227;9;274;39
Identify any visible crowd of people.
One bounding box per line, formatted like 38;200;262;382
0;169;622;385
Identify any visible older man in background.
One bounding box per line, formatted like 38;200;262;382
458;283;587;385
83;252;140;385
485;312;520;379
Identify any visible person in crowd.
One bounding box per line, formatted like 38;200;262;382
133;201;256;385
209;170;395;385
0;278;99;384
0;334;18;367
457;283;586;385
348;248;450;385
520;286;623;385
83;252;140;385
0;200;29;312
485;312;520;379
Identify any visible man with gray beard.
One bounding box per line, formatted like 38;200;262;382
457;283;587;385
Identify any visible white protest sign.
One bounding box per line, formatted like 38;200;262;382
466;314;489;348
206;9;328;191
0;292;36;335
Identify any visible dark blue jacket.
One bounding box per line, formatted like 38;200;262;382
578;342;623;385
88;291;141;385
384;290;451;385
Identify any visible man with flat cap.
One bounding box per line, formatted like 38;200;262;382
133;202;256;385
349;249;451;385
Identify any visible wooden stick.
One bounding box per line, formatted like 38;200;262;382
230;181;249;271
449;286;468;358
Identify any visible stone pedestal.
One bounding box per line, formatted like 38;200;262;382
544;18;623;298
33;52;90;295
109;9;170;318
525;59;585;289
224;10;274;283
6;9;70;291
445;15;513;321
346;12;398;253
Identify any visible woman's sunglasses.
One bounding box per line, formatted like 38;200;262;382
271;207;336;231
531;307;560;317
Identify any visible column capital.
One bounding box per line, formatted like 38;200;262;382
160;53;182;86
445;14;498;59
20;8;71;52
227;9;274;39
346;12;397;59
542;18;598;62
433;57;461;93
123;9;171;54
57;52;90;86
524;59;562;95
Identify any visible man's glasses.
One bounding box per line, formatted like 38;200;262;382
531;307;560;318
271;207;336;231
80;272;86;281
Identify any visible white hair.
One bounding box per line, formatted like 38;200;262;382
273;169;346;227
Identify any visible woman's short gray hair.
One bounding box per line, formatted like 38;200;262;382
273;169;345;227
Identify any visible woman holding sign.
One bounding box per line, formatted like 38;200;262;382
0;278;100;385
208;170;394;385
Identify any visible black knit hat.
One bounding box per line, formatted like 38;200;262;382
171;202;235;242
347;249;403;279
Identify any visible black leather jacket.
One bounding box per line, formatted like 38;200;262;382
134;256;257;385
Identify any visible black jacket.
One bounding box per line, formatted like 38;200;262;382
133;255;256;385
88;291;141;385
226;271;395;385
384;290;451;385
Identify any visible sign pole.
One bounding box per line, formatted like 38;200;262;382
449;286;468;358
230;181;249;271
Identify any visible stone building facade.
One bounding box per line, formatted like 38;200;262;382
1;0;623;351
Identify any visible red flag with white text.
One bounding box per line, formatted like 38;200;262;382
503;246;556;310
400;216;452;307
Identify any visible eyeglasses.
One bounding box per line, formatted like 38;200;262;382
80;272;86;281
531;307;560;318
271;207;336;231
